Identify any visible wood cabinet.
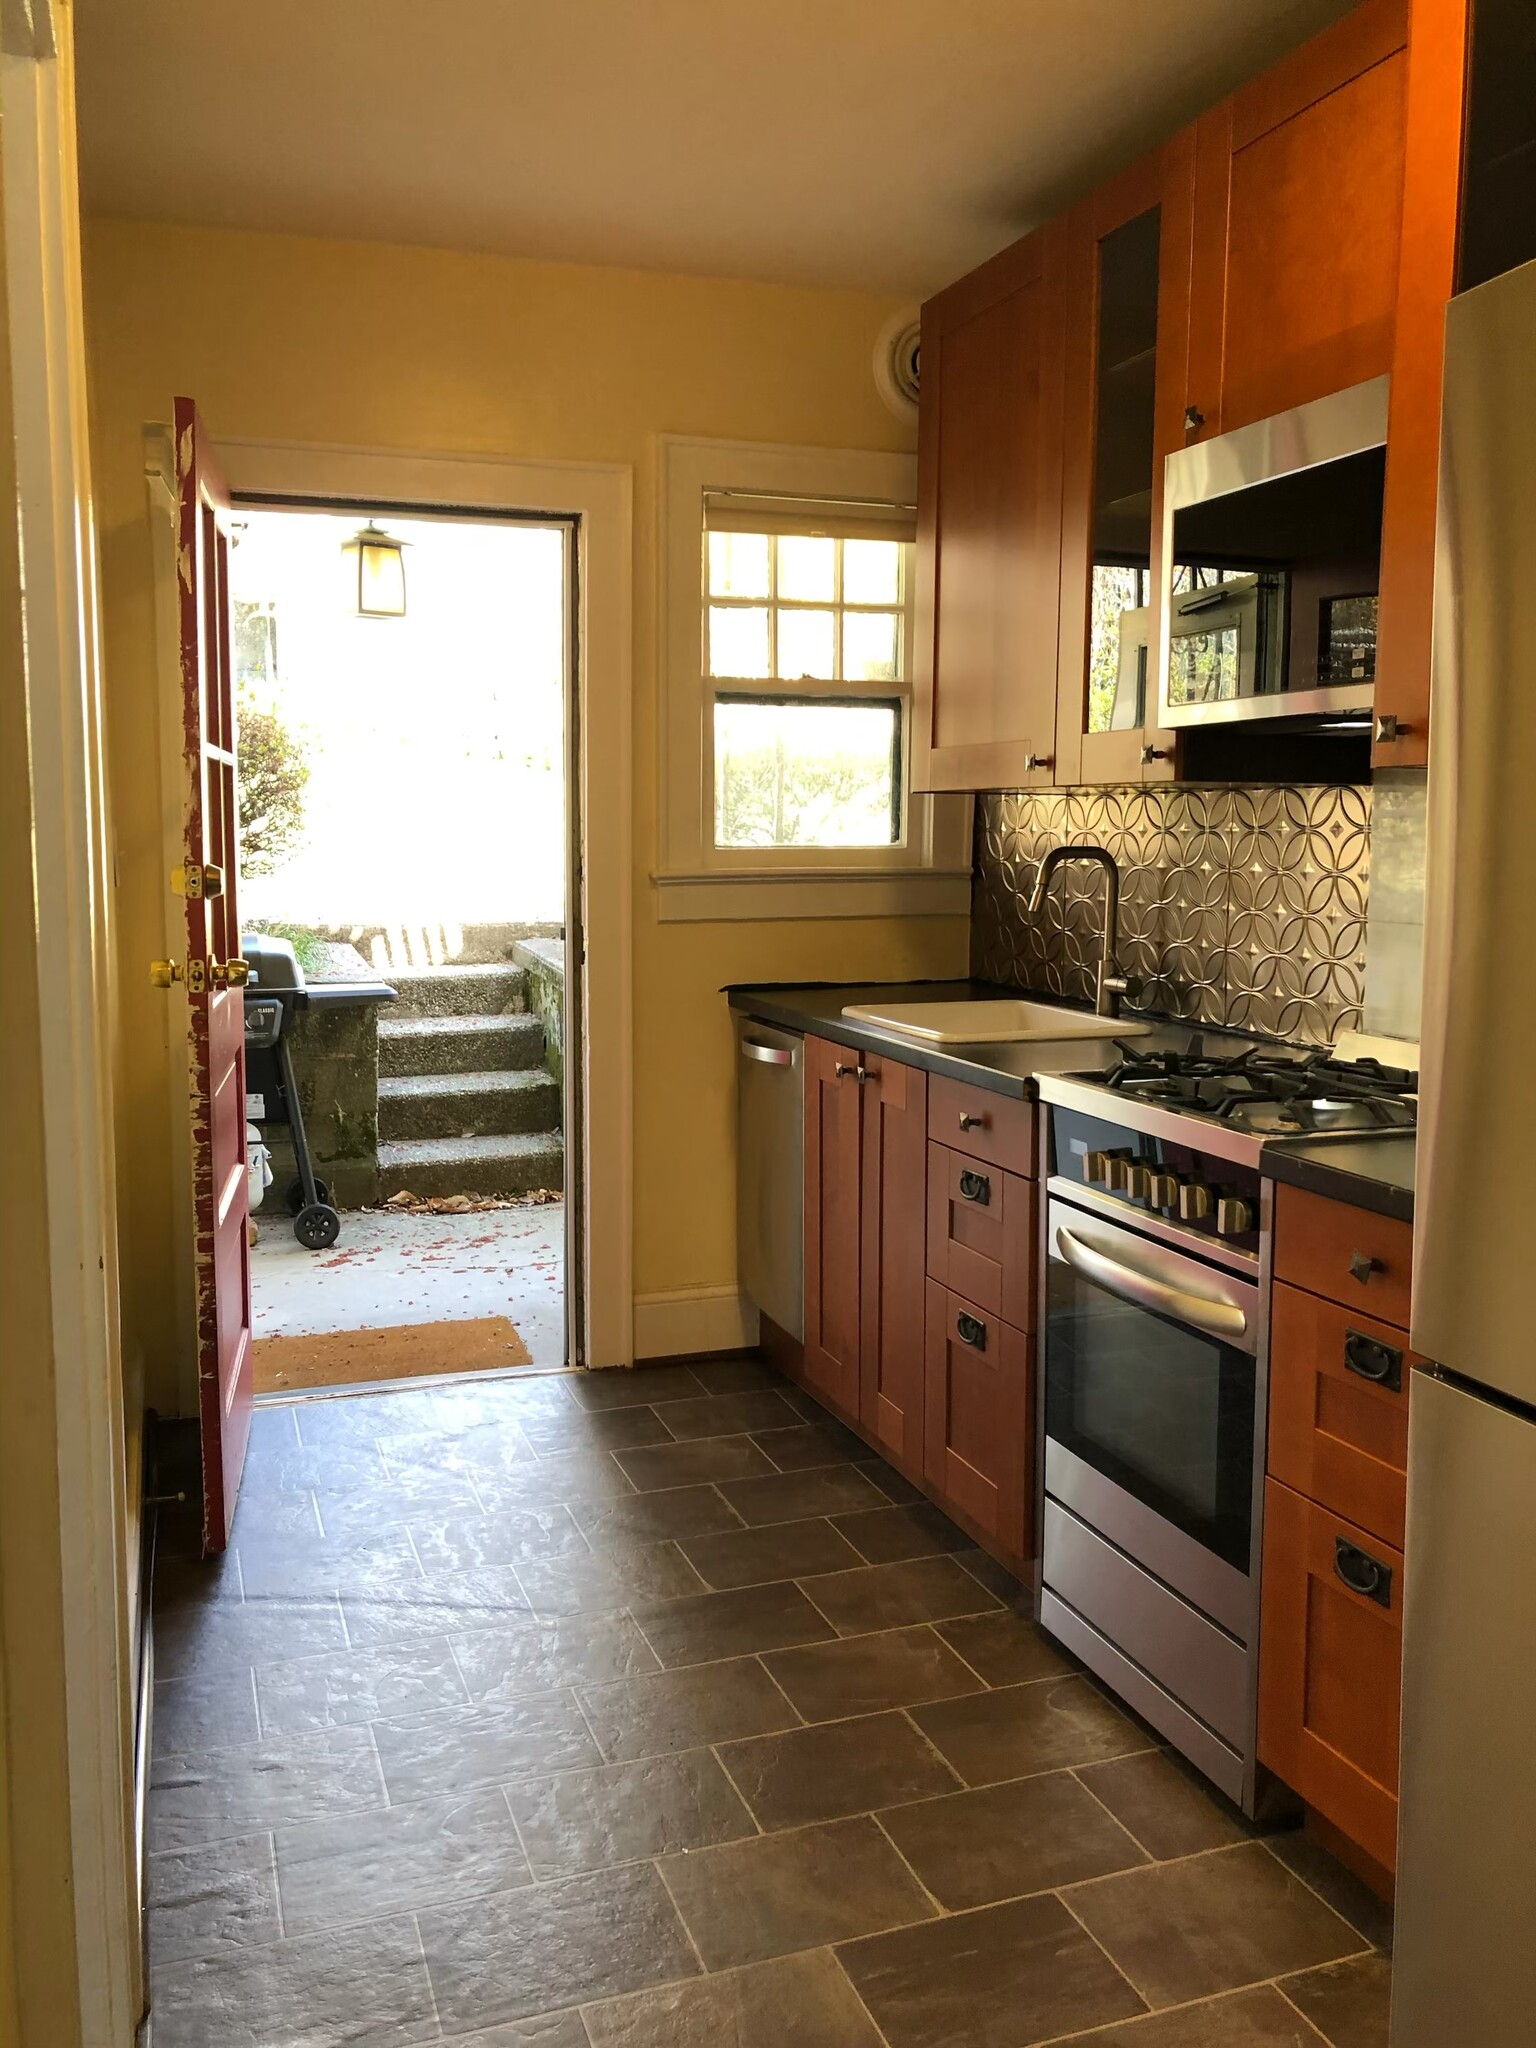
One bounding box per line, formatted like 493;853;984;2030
911;225;1067;793
1260;1181;1415;1886
1183;0;1410;442
924;1284;1034;1570
802;1036;928;1472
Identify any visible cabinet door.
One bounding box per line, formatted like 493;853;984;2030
1259;1476;1403;1875
1374;0;1471;771
859;1058;928;1473
923;1282;1033;1569
1184;0;1409;441
1056;142;1187;787
803;1036;865;1423
912;224;1066;793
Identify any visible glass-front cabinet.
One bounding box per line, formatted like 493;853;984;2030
1053;141;1190;784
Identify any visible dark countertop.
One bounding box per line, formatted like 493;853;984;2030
726;979;1241;1101
1260;1131;1416;1223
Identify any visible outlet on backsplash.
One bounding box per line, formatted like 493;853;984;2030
970;784;1424;1049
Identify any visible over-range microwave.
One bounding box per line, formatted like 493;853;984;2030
1153;376;1389;729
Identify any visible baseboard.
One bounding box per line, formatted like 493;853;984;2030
632;1286;760;1361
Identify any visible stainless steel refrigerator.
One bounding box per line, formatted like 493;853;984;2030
1393;254;1536;2044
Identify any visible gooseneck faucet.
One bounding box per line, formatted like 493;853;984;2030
1027;845;1132;1018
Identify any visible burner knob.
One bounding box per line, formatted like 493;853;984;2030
1178;1182;1214;1222
1108;1155;1135;1193
1127;1163;1154;1201
1216;1196;1254;1237
1149;1172;1180;1210
1084;1150;1112;1185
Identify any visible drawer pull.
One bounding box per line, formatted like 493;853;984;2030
1334;1537;1393;1608
1348;1250;1385;1286
958;1110;989;1133
958;1170;991;1206
956;1312;987;1351
1343;1328;1403;1392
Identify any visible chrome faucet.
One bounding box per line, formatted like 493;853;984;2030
1027;845;1133;1018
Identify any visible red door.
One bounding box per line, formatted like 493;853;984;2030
173;396;253;1552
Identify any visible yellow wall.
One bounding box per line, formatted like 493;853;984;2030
83;219;969;1401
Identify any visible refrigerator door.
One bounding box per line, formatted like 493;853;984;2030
1392;1371;1536;2046
1414;257;1536;1403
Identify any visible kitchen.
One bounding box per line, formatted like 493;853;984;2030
726;0;1534;2041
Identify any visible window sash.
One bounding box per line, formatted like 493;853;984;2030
704;532;909;692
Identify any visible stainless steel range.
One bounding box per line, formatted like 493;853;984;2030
1033;1039;1417;1811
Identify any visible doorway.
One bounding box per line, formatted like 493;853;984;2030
227;501;581;1392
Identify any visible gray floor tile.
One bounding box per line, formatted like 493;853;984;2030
934;1608;1075;1686
150;1914;436;2048
1064;1986;1331;2044
1075;1748;1255;1862
717;1711;959;1831
149;1723;386;1853
583;1949;884;2047
471;1451;637;1513
614;1436;779;1493
378;1421;536;1490
912;1675;1152;1784
507;1747;754;1877
715;1465;892;1527
658;1815;936;1971
1280;1952;1393;2048
577;1657;801;1763
275;1787;531;1934
236;1526;425;1605
421;1862;699;2031
763;1626;984;1722
748;1420;868;1471
373;1693;600;1804
514;1541;706;1618
571;1486;744;1547
146;1833;281;1965
241;1437;389;1498
153;1671;260;1759
292;1389;439;1447
799;1554;1002;1636
653;1391;803;1441
682;1359;788;1397
340;1564;532;1649
153;1590;350;1685
877;1769;1148;1910
443;2017;593;2048
255;1636;469;1737
451;1611;660;1703
829;1500;972;1565
407;1503;592;1574
521;1404;675;1456
628;1580;836;1668
678;1517;865;1591
1266;1827;1396;1953
568;1364;707;1409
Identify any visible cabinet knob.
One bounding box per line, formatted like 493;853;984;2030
1375;713;1410;745
834;1061;868;1084
1184;405;1206;434
1140;744;1167;765
957;1110;989;1133
1348;1249;1384;1285
1023;752;1053;774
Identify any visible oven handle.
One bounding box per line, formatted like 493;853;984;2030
1054;1225;1250;1343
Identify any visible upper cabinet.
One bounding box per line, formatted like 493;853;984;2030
911;226;1066;792
1183;0;1409;442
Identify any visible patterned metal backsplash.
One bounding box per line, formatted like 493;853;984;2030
972;785;1372;1046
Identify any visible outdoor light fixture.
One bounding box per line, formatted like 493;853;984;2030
342;521;408;617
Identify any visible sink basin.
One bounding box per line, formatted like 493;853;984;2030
840;999;1152;1044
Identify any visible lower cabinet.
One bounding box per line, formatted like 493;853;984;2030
923;1283;1033;1571
1259;1476;1404;1876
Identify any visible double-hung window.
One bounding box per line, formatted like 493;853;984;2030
659;438;970;920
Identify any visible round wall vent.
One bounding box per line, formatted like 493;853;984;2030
874;307;921;424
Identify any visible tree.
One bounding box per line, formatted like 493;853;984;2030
237;688;310;876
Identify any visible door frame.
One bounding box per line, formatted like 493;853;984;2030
3;0;139;2038
148;437;635;1372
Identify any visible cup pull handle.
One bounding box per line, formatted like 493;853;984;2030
956;1312;987;1352
1343;1329;1403;1392
958;1171;991;1206
1334;1537;1392;1608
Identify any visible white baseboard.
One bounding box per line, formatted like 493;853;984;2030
632;1286;760;1361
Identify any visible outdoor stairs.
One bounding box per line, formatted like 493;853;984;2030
376;963;563;1198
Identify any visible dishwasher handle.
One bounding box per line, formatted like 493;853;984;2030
740;1039;796;1067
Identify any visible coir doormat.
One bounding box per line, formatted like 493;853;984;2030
252;1315;533;1393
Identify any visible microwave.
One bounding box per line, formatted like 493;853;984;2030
1155;377;1389;729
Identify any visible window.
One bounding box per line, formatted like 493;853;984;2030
706;525;907;849
658;437;971;921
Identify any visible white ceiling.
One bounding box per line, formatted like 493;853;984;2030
74;0;1353;298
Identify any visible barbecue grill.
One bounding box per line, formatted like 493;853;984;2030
241;933;397;1249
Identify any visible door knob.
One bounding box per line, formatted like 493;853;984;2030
149;959;184;989
211;959;252;989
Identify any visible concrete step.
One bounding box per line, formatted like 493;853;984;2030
378;1131;565;1199
377;1068;561;1142
385;963;528;1019
378;1012;546;1076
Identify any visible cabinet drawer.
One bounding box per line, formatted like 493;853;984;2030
928;1078;1037;1178
923;1281;1032;1568
1272;1182;1413;1326
1259;1477;1403;1874
926;1143;1036;1328
1268;1282;1419;1549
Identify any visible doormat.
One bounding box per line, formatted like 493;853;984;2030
252;1316;533;1393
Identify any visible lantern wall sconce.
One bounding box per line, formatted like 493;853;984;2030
342;521;408;617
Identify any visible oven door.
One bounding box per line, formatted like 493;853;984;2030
1043;1197;1260;1636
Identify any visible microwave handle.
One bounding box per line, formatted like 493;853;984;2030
1178;585;1254;616
1055;1225;1249;1343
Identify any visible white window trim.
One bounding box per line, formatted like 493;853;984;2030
658;435;971;922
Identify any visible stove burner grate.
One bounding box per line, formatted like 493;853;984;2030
1103;1036;1418;1131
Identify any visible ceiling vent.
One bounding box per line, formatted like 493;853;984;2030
875;307;921;424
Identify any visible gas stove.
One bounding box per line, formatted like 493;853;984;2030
1098;1037;1418;1138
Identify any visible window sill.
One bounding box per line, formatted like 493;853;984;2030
652;867;973;923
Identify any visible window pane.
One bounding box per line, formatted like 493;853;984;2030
843;609;899;681
776;607;836;680
1087;565;1148;733
843;538;901;604
714;699;899;848
777;534;835;600
708;531;770;598
709;604;771;678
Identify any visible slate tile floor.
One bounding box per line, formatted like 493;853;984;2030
149;1359;1394;2048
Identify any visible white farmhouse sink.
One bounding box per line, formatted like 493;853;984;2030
840;999;1152;1044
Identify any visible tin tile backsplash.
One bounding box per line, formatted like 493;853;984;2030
972;785;1373;1046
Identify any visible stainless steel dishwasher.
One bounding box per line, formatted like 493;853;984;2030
734;1015;804;1341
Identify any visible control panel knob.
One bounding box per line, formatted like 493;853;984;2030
1149;1171;1180;1211
1084;1150;1111;1185
1216;1196;1254;1237
1127;1164;1154;1201
1109;1155;1135;1193
1178;1182;1214;1222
